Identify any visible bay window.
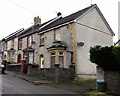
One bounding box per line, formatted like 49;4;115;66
50;51;64;68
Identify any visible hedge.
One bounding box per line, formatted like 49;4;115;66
90;46;120;70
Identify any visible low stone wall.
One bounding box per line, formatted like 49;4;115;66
7;64;75;82
7;64;21;72
28;65;75;82
104;70;120;95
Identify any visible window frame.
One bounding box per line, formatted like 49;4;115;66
40;33;44;46
27;36;32;47
50;52;56;67
54;28;61;41
11;39;14;48
18;39;22;50
50;51;64;68
5;42;7;51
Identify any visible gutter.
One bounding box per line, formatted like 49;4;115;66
38;20;74;35
38;15;62;34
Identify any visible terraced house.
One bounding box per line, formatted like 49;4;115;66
36;4;114;79
3;28;24;63
0;4;114;80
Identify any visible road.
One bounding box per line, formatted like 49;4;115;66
2;72;79;95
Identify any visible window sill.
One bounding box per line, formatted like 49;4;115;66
39;45;44;47
53;41;61;43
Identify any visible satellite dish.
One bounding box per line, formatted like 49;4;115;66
77;42;84;47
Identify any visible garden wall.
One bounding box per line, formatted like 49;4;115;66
104;70;120;95
28;65;75;82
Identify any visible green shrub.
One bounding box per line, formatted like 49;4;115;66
8;61;17;64
90;45;120;70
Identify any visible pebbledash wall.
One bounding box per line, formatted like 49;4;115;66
75;8;113;80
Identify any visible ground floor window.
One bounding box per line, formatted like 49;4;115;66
59;52;64;68
50;51;64;68
51;52;55;67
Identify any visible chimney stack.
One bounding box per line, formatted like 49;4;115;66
34;16;41;25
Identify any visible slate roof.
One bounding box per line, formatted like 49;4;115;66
39;4;114;36
39;4;96;32
11;4;114;39
47;41;67;51
19;18;56;39
4;28;24;41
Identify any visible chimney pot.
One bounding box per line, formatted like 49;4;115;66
57;12;62;17
34;16;41;25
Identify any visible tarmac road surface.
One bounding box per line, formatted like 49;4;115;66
2;71;79;95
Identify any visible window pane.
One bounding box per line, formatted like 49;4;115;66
40;34;44;45
51;56;55;67
55;29;60;41
59;56;64;68
28;36;32;47
59;52;63;55
51;52;55;56
29;53;33;64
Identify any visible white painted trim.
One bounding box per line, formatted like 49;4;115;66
38;21;74;35
38;16;62;31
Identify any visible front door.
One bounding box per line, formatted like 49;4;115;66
29;52;33;64
40;54;44;68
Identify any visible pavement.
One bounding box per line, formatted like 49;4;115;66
2;71;116;96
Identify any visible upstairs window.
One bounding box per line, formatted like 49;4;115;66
50;51;64;68
18;39;22;50
40;33;44;46
11;39;14;48
54;29;60;41
27;36;32;47
5;42;7;51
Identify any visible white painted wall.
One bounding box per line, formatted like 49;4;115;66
76;7;113;79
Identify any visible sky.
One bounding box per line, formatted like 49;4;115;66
0;0;119;43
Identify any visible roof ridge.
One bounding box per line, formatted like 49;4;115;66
39;4;97;32
62;4;96;20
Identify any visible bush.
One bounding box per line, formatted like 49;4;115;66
90;45;120;70
7;61;17;64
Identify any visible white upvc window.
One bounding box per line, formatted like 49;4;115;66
50;52;55;67
54;29;60;41
58;51;64;68
28;36;32;47
5;42;7;51
50;51;64;68
11;39;14;48
40;33;44;46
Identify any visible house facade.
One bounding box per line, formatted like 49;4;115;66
17;16;41;64
0;39;5;63
3;28;24;63
1;4;114;80
37;4;114;79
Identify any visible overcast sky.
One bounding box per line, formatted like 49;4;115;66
0;0;119;43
